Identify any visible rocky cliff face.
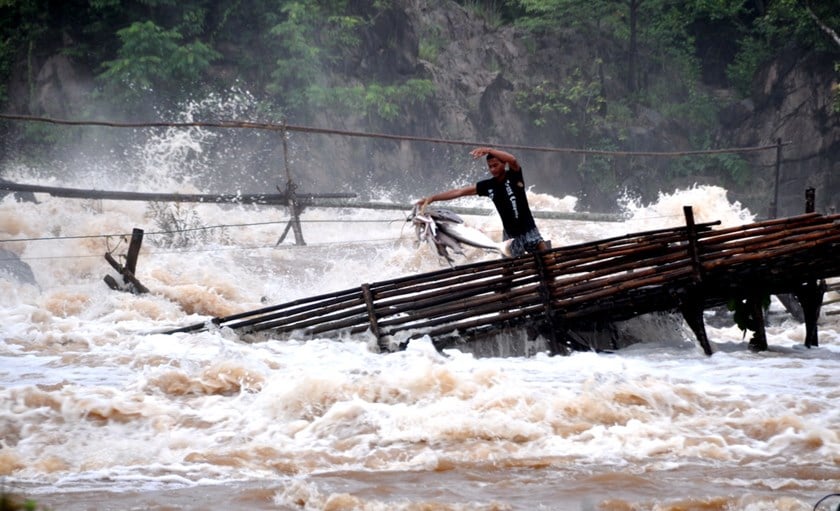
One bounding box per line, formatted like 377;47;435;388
8;0;839;216
721;46;839;217
397;0;840;216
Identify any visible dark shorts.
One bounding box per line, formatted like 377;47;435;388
505;227;544;257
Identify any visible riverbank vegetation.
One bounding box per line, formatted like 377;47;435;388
1;1;835;119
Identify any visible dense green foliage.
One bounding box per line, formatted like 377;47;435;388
1;0;836;117
506;0;838;185
0;0;836;187
98;20;220;105
0;0;434;121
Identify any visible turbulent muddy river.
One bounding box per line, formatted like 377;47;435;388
1;134;838;510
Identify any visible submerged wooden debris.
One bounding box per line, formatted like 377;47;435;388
164;208;840;356
103;228;149;294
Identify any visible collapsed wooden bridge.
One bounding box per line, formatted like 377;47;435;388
166;203;840;356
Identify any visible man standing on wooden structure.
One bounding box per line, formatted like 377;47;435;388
416;147;548;257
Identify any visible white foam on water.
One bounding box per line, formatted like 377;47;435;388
1;109;837;510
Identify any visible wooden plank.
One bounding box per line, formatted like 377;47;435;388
0;180;355;205
124;228;144;277
164;286;363;333
244;300;368;333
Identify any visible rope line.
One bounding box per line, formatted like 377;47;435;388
0;113;788;157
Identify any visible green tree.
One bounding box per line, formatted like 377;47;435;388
305;78;435;122
266;0;434;123
267;0;364;111
727;0;840;96
0;0;51;105
511;0;703;100
98;19;220;114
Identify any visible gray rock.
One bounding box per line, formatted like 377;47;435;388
0;248;38;287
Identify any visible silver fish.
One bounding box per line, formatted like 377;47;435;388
437;221;511;256
409;206;511;265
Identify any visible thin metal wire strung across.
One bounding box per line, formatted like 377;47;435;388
164;210;840;356
0;113;789;157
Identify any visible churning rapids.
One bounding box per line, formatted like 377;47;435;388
1;127;839;511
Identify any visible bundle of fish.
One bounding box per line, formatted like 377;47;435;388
409;206;511;266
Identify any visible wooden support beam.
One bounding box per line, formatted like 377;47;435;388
274;221;294;246
679;296;714;356
274;182;307;246
773;190;821;322
772;137;783;218
0;180;354;205
775;293;805;323
103;228;149;294
534;251;568;356
280;125;306;246
104;252;149;294
794;279;826;348
1;179;624;223
124;228;144;277
361;283;386;352
796;188;824;348
683;206;703;283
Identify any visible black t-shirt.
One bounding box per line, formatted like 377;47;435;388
476;168;537;237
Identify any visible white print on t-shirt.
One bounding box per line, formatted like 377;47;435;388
504;180;520;219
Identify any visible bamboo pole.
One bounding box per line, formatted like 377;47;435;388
551;266;695;307
397;303;547;339
545;249;688;291
702;233;840;270
245;301;369;333
372;264;537;302
369;257;535;296
0;180;355;205
164;286;364;333
377;283;543;331
373;272;541;314
304;311;380;336
697;216;837;251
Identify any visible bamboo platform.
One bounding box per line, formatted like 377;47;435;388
164;207;840;356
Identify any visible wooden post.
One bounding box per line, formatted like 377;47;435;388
679;207;713;356
273;184;308;246
777;188;819;323
683;206;703;282
533;251;568;356
680;297;714;356
772;137;783;218
361;283;386;352
795;280;825;348
124;228;143;277
797;187;824;348
103;228;149;294
280;123;305;246
805;187;815;213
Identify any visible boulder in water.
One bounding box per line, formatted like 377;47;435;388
0;248;38;287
